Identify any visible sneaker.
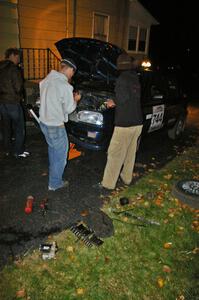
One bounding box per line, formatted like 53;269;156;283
48;180;69;191
92;182;114;193
23;151;30;156
15;152;28;158
15;151;31;158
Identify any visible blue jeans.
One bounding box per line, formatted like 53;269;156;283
0;103;25;154
40;122;68;190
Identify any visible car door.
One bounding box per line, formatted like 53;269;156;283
163;74;187;129
140;71;167;134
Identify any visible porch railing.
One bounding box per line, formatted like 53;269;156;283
20;48;60;80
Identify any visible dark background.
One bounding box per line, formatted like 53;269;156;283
139;0;199;98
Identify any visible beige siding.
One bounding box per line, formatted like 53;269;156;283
18;0;68;56
0;0;20;60
18;0;128;54
75;0;127;47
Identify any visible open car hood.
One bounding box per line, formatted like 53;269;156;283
55;38;123;82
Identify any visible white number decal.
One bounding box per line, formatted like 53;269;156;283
148;104;165;132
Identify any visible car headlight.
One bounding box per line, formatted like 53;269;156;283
69;110;103;126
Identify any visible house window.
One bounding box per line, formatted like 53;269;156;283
128;26;137;51
138;28;147;52
128;26;148;53
93;13;109;42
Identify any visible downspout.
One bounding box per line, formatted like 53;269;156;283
121;0;130;49
16;0;21;48
73;0;77;37
66;0;69;37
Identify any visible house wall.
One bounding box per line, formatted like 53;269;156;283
0;0;20;60
18;0;70;56
17;0;128;55
126;0;158;59
74;0;128;47
0;0;158;60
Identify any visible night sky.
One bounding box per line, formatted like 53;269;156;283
139;0;198;72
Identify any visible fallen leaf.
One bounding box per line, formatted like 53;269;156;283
76;288;85;295
192;220;199;228
67;246;74;252
178;226;184;231
164;242;172;249
69;255;76;262
105;256;110;264
168;213;175;218
157;277;164;288
192;247;199;254
176;295;185;300
80;210;89;217
41;172;48;176
154;198;163;207
143;201;150;207
16;289;26;298
163;174;173;180
163;265;172;273
148;179;155;183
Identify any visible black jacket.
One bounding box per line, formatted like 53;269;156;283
0;60;23;104
114;70;143;127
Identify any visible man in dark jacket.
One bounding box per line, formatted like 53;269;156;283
101;53;143;190
0;48;29;158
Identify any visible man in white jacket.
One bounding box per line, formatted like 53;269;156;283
39;58;81;191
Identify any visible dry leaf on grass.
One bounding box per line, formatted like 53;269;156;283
105;256;110;264
16;289;26;298
176;295;185;300
154;198;163;207
192;247;199;254
67;246;74;252
163;174;173;180
163;242;172;249
191;220;199;232
163;265;172;273
76;288;85;295
157;277;164;288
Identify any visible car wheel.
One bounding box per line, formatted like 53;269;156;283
172;180;199;208
168;115;186;140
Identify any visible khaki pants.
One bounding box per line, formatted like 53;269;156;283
102;125;143;189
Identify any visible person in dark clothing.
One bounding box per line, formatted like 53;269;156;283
101;53;143;190
0;48;29;158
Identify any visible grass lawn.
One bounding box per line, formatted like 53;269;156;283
0;145;199;300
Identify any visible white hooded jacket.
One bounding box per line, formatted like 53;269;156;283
39;70;76;126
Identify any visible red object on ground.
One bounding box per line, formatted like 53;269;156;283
25;196;34;214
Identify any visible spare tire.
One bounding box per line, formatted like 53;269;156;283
172;180;199;209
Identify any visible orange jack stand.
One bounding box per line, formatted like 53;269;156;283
68;143;82;160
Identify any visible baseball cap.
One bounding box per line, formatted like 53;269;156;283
60;58;77;71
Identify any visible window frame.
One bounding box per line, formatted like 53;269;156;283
127;25;149;54
92;12;110;42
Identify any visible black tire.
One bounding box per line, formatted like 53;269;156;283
168;115;186;140
172;180;199;209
